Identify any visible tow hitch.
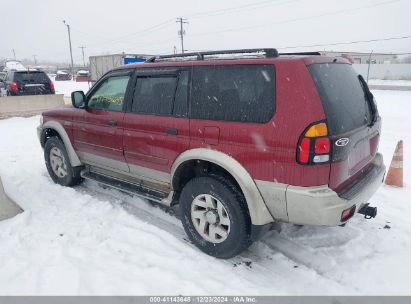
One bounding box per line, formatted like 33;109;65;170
358;204;377;219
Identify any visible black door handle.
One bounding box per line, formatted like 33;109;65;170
165;128;178;135
107;119;117;127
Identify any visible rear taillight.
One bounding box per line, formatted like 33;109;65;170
9;82;18;92
297;121;331;165
50;81;55;91
341;205;356;222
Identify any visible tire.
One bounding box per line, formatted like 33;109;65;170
179;175;252;259
44;137;83;187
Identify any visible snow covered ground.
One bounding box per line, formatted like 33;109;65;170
0;90;410;295
51;77;91;97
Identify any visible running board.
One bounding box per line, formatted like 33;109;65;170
81;171;170;204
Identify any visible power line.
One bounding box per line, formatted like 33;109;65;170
56;0;404;58
114;19;175;40
82;19;176;48
64;0;296;49
65;0;397;52
69;1;296;50
190;0;400;37
185;0;299;19
70;27;113;42
279;34;411;50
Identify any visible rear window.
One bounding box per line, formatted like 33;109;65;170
191;65;275;123
14;71;50;83
308;63;373;135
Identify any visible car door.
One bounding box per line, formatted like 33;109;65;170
73;70;133;172
123;68;190;182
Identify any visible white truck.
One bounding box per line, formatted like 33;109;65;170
89;53;150;82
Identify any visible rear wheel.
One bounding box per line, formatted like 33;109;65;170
179;175;252;259
44;137;83;186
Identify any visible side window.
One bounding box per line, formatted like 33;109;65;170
132;76;177;116
191;65;275;123
88;74;130;111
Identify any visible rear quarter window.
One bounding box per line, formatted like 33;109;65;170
191;64;275;123
308;63;373;135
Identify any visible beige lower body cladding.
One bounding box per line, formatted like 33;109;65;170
0;94;65;118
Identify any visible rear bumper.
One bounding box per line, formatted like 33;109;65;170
257;153;385;226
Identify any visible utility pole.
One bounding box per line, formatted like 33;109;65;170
366;50;374;84
176;17;188;54
33;55;37;65
12;49;16;60
79;46;86;67
62;20;74;74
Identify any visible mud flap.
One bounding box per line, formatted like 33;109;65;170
0;177;23;221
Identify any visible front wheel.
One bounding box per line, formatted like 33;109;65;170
44;137;83;187
179;175;252;259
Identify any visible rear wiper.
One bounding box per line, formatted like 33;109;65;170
358;75;377;124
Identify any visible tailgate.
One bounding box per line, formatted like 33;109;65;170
14;71;52;94
329;121;381;193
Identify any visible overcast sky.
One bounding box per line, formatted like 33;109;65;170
1;0;410;64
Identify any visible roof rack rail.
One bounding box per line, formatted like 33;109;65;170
280;52;322;56
145;48;279;62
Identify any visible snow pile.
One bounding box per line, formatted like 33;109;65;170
0;90;410;295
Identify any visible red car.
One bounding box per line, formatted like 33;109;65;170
75;70;91;82
37;49;385;258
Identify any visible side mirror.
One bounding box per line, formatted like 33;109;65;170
71;91;86;108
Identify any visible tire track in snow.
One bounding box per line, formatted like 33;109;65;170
78;180;343;283
262;232;337;275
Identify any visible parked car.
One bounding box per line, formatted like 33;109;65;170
55;70;72;81
3;70;55;96
37;49;385;258
75;70;91;82
0;72;6;96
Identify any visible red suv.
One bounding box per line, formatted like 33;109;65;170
37;49;385;258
